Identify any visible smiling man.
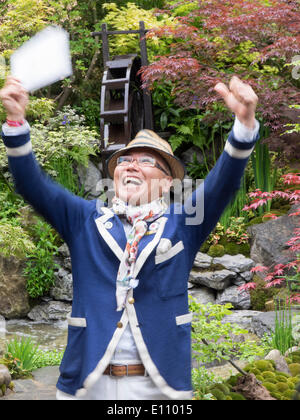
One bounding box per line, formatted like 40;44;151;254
0;75;259;400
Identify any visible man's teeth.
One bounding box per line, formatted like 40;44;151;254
123;177;142;185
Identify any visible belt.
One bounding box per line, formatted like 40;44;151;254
103;363;147;377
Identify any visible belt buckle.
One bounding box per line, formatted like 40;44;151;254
110;364;128;377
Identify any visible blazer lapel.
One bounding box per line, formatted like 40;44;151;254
94;207;126;261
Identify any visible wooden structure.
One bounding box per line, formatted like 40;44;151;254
91;21;153;175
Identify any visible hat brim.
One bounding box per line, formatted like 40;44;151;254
106;145;185;180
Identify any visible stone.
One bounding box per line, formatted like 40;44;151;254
213;254;255;273
189;286;216;305
0;365;11;387
0;256;30;319
251;310;300;338
189;269;236;290
27;300;71;322
247;204;300;268
265;349;292;375
77;159;102;198
50;269;73;301
216;285;251;309
222;310;264;333
193;252;212;269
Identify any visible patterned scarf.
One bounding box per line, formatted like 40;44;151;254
112;196;168;311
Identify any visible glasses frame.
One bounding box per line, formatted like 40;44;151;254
116;155;170;176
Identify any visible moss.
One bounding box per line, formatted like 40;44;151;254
263;382;277;393
289;363;300;377
262;371;276;380
226;375;238;387
246;216;263;227
222;241;250;257
290;351;300;364
213;383;230;395
253;359;275;372
207;244;225;257
229;392;246;400
283;389;296;399
275;374;288;383
210;388;226;400
276;382;289;393
287;376;299;386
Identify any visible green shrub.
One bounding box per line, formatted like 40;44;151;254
24;218;60;298
207;244;225;257
289;363;300;377
0;221;35;259
229;392;246;400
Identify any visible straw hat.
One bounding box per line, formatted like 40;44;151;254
106;129;185;180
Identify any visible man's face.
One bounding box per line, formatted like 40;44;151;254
113;148;173;205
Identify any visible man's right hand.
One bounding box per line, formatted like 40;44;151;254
0;76;29;121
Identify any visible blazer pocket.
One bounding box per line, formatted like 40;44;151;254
67;315;87;328
176;312;193;326
155;240;184;265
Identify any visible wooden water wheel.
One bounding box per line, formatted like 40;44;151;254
92;22;153;176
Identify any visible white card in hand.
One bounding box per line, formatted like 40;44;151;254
10;26;73;92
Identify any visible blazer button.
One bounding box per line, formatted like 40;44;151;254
117;321;123;328
128;297;135;304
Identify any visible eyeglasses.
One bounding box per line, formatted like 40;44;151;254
117;155;170;176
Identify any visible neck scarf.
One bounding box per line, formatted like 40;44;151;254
112;196;168;311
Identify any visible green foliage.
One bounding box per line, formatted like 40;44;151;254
23;218;60;298
189;297;266;366
272;302;296;355
207;244;225;258
1;336;39;379
31;348;64;370
191;366;221;400
0;221;35;259
100;2;175;60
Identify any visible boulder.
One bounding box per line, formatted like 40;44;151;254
247;204;300;268
265;349;292;375
189;286;216;305
27;300;71;322
50;268;73;301
0;256;30;319
189;269;236;290
212;254;255;273
77;159;102;198
0;365;11;388
216;285;251;309
193;252;212;269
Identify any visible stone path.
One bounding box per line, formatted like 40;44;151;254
1;366;59;400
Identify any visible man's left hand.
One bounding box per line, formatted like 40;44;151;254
214;76;258;130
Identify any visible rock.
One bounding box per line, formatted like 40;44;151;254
50;269;73;301
265;349;292;375
27;300;71;322
222;310;264;333
247;204;300;268
193;252;213;268
57;243;70;258
189;286;216;305
189;269;236;290
213;254;255;273
0;256;30;319
0;365;11;387
216;285;251;309
77;160;102;198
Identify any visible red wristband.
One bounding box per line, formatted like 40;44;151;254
6;119;25;127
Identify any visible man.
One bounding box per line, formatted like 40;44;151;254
0;75;259;400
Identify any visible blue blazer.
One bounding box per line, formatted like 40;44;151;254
2;128;258;398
